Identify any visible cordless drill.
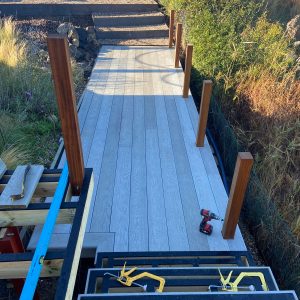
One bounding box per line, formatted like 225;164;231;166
199;209;223;235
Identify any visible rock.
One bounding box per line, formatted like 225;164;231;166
86;26;95;34
57;22;74;35
286;15;300;40
294;41;300;55
76;27;88;44
68;28;80;47
69;44;84;60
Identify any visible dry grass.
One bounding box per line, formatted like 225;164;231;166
236;71;300;238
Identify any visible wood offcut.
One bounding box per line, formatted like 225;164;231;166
0;165;44;208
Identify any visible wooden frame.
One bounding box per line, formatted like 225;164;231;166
0;168;94;300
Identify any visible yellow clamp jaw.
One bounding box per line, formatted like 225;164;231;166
219;269;269;292
117;263;165;293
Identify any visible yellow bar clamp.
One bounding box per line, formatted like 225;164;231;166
219;269;269;292
117;263;165;293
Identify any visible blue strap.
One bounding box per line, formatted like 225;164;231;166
20;164;69;300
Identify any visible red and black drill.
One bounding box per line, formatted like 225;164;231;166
199;209;223;235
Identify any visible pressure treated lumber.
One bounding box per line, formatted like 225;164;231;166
0;259;62;279
47;35;84;195
174;23;182;68
196;80;213;147
0;165;44;208
168;10;175;48
183;44;193;98
0;207;75;227
0;159;7;180
222;152;253;239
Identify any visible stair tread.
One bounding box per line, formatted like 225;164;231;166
93;11;165;18
95;24;168;31
97;38;168;46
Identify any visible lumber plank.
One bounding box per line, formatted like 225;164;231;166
0;207;75;227
0;159;7;180
0;259;62;279
0;165;44;208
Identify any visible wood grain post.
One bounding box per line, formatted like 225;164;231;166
222;152;254;239
183;44;193;98
174;23;183;68
196;80;213;147
47;35;84;195
168;10;175;48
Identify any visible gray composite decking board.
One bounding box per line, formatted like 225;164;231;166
160;49;229;250
165;48;246;251
149;48;189;251
110;46;133;252
90;48;125;233
29;46;247;253
85;46;119;232
163;96;209;251
144;49;169;251
128;47;148;251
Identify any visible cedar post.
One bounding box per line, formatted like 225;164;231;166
174;23;183;68
168;10;175;48
47;35;84;195
222;152;253;239
196;80;213;147
183;44;193;98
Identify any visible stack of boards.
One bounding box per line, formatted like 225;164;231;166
0;160;44;209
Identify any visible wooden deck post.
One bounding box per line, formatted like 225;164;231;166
174;23;183;68
222;152;254;239
183;44;193;98
47;35;84;195
196;80;213;147
168;10;175;48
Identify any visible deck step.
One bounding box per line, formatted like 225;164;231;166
93;11;166;27
95;24;168;40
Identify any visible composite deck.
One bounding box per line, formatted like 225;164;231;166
29;45;246;254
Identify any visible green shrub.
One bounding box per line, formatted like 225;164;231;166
0;18;83;166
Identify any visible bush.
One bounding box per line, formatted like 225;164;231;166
0;18;83;166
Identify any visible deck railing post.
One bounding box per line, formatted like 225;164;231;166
222;152;253;239
47;35;84;195
183;44;193;98
168;10;175;48
174;23;183;68
196;80;213;147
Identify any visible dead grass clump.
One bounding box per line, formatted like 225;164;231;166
236;71;300;238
